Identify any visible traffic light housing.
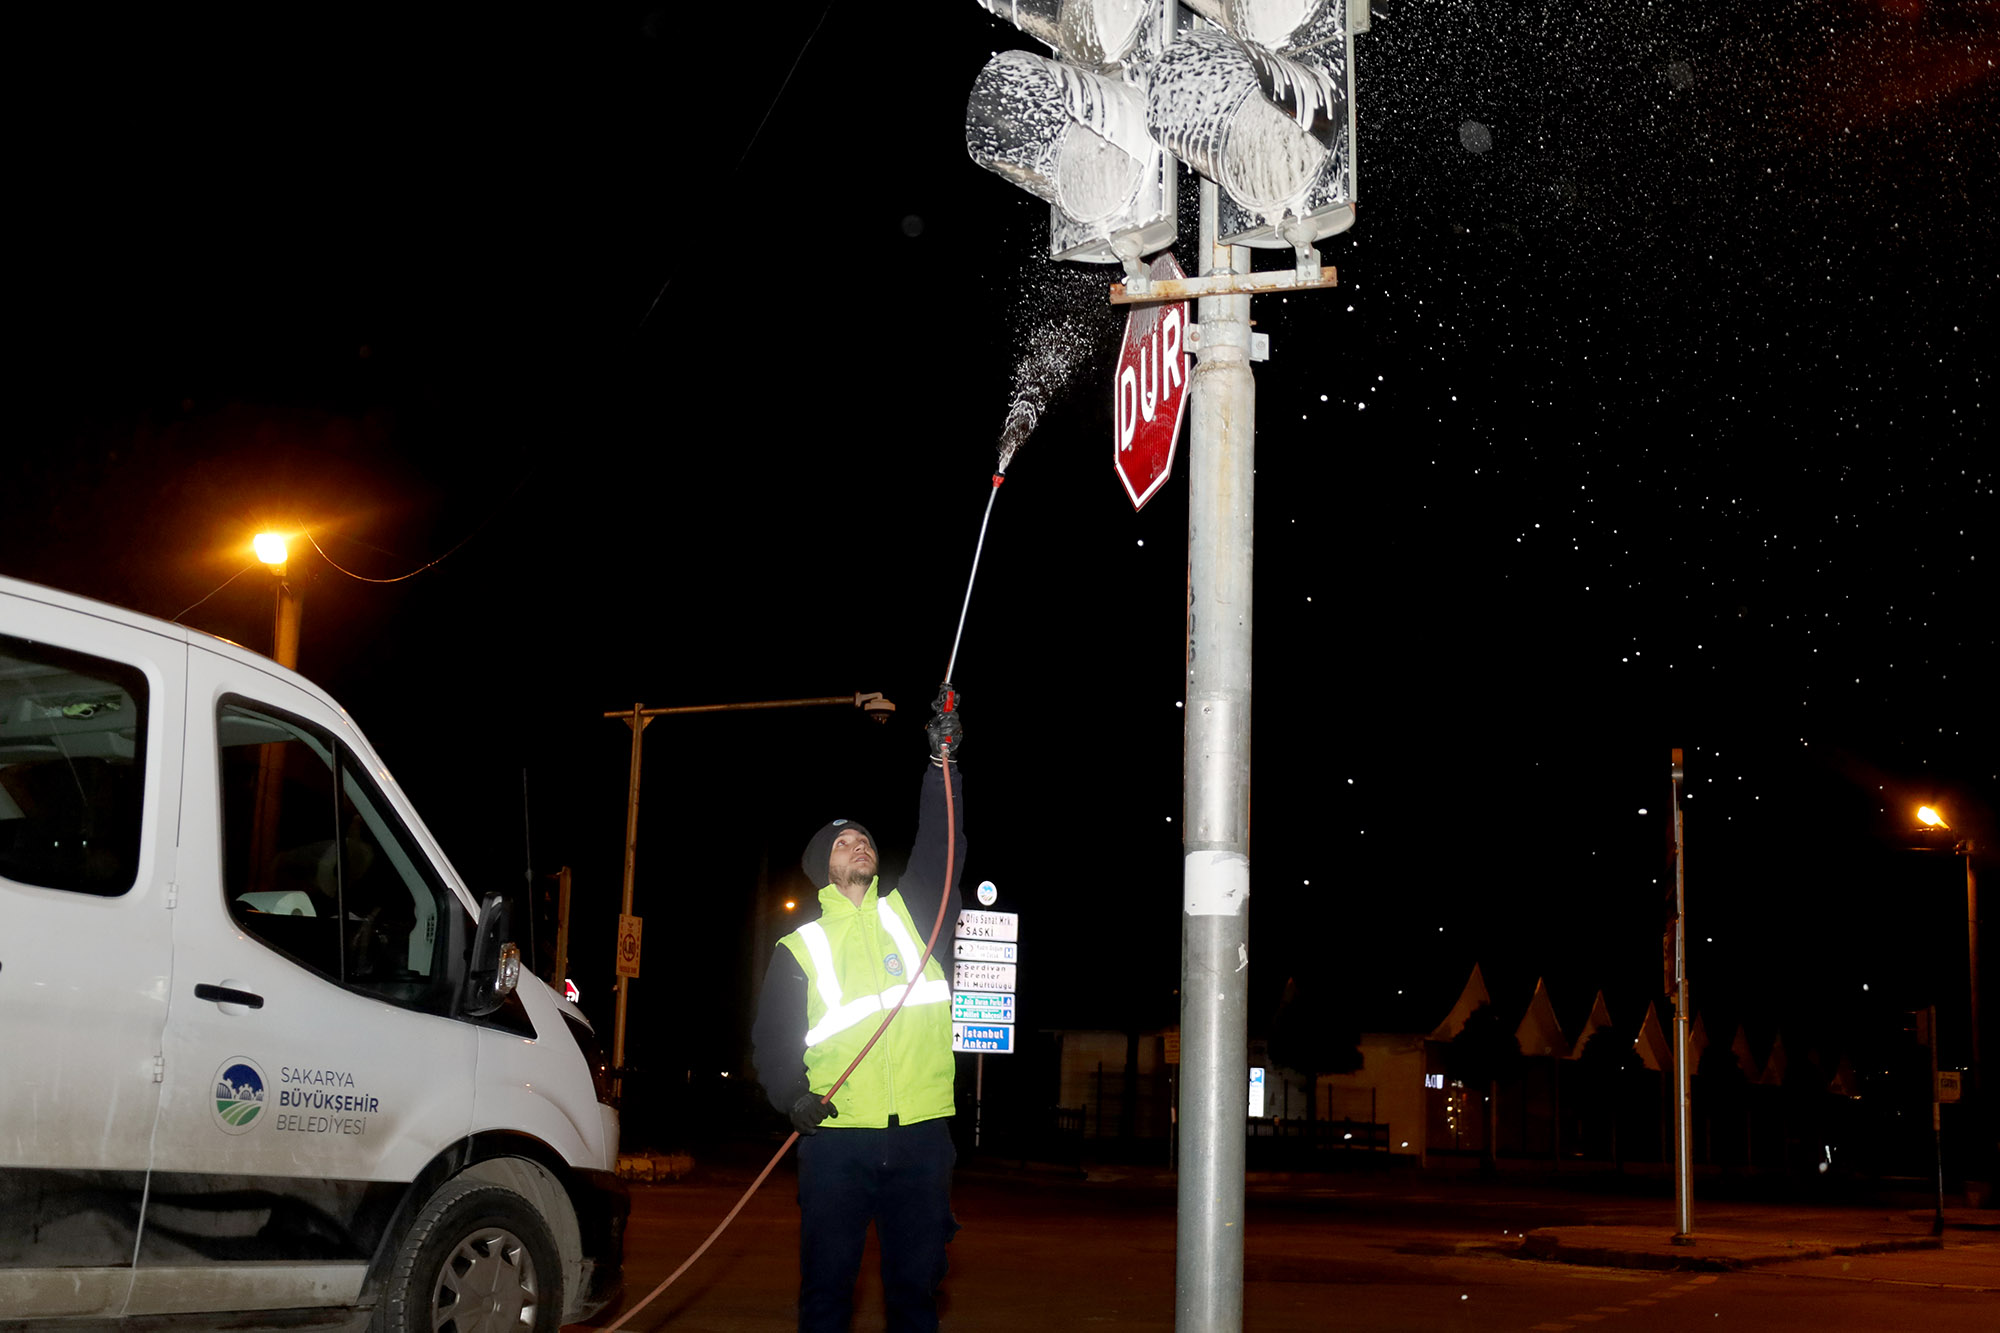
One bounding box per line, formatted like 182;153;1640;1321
966;1;1359;268
965;1;1178;266
1149;1;1356;249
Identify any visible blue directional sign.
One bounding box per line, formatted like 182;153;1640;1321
952;991;1016;1023
952;1023;1014;1054
955;909;1020;1055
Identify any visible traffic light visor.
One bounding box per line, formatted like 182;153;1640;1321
966;50;1152;227
1147;29;1340;223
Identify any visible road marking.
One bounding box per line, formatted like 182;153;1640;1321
1626;1298;1658;1305
1562;1315;1605;1323
1593;1306;1629;1314
1528;1324;1574;1331
1689;1274;1720;1285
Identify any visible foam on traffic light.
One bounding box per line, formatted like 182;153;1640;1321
965;1;1178;266
1152;1;1357;248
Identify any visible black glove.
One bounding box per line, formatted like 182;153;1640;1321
789;1093;837;1136
926;683;963;764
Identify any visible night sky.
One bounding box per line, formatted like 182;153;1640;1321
8;4;1996;1127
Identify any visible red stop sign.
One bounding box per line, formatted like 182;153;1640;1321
1113;253;1191;511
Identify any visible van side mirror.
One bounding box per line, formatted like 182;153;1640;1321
462;891;522;1017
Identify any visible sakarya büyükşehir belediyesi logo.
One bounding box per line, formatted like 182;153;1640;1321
212;1057;266;1134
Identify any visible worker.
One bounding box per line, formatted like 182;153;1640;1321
752;685;967;1333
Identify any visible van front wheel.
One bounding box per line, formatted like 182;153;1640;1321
379;1178;563;1333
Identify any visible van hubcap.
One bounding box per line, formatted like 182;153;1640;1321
433;1225;538;1333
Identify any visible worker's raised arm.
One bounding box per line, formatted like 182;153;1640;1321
897;686;966;935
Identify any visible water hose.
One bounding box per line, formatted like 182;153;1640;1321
600;751;960;1331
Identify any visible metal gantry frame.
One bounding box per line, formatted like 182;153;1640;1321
602;692;894;1105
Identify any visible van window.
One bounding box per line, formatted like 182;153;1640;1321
218;701;454;1013
0;633;149;896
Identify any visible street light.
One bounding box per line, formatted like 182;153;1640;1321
1911;802;1984;1199
252;531;302;670
1670;748;1693;1242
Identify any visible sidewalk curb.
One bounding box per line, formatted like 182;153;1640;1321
615;1151;695;1183
1519;1229;1945;1272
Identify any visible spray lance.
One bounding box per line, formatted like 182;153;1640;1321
945;395;1033;684
598;415;1025;1331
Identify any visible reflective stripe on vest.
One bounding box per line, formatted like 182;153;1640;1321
796;902;950;1048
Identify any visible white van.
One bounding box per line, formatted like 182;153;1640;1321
0;575;626;1330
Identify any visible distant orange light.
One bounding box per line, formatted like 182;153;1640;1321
783;900;797;911
1918;805;1948;829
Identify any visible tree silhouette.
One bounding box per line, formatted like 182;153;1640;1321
1696;1033;1749;1167
1575;1028;1630;1168
1268;975;1363;1124
1443;1003;1522;1172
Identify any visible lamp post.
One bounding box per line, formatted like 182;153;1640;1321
1916;805;1983;1196
1670;748;1693;1242
252;531;302;670
600;692;895;1108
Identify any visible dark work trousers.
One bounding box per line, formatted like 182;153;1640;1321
795;1116;958;1333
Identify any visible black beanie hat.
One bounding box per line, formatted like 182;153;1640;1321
802;818;875;891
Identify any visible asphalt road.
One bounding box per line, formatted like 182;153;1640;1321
576;1161;2000;1333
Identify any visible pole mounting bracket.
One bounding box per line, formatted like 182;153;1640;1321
1111;263;1337;306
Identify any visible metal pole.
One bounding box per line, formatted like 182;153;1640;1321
1965;844;1983;1189
1931;1004;1945;1235
601;694;880;721
1177;178;1253;1333
975;1053;985;1150
272;576;302;671
1671;749;1694;1242
553;866;572;988
612;704;650;1100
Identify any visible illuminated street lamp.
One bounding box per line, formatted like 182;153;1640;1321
252;531;302;670
1912;803;1985;1199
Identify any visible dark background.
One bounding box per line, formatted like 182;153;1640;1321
6;3;1995;1146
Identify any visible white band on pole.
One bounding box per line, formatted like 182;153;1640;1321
1183;848;1249;916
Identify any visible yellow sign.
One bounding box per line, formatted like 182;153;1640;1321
616;913;643;978
1164;1029;1180;1066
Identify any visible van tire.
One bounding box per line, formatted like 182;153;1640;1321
377;1177;564;1333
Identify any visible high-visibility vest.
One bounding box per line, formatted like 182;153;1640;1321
778;879;954;1128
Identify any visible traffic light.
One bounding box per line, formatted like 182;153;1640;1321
1148;1;1357;251
966;1;1359;270
964;1;1179;267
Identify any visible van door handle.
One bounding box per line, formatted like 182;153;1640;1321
194;983;265;1009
